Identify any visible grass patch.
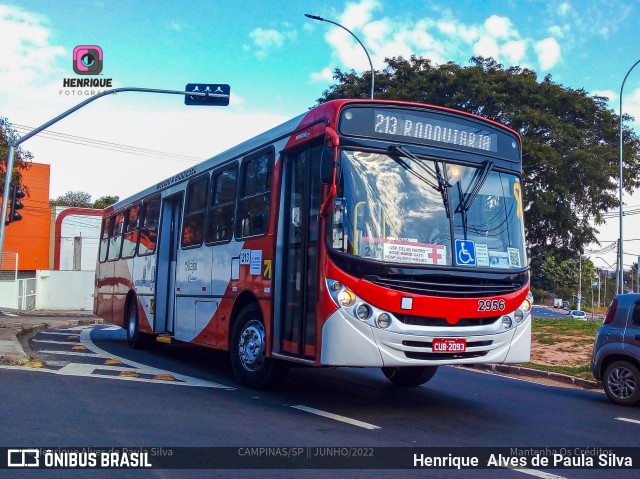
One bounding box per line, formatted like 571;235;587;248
535;335;561;345
532;318;601;336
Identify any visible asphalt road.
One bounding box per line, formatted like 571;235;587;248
0;324;638;479
532;306;601;321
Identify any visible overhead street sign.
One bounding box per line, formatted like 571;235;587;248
184;83;230;106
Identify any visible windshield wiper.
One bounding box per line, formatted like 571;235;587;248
455;160;494;214
455;160;494;240
389;145;452;218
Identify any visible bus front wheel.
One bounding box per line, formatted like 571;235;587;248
230;304;288;389
382;366;438;387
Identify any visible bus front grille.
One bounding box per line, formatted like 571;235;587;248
404;351;489;360
397;315;501;327
363;274;524;298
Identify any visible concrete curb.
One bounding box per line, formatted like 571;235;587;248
462;363;601;390
0;318;104;366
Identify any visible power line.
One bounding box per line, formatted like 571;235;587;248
12;124;206;164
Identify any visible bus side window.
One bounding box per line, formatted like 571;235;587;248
182;174;209;248
107;211;125;261
99;216;113;262
206;165;237;244
236;149;273;239
121;204;140;259
138;196;160;256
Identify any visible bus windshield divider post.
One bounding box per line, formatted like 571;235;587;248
320;127;340;218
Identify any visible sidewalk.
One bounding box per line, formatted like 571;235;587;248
0;309;103;365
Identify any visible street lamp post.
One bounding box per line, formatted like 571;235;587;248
618;59;640;294
305;13;375;100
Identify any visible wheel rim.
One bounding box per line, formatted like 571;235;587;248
238;320;265;372
607;366;637;400
127;305;136;340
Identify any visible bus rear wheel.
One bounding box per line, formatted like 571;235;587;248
382;366;438;387
230;304;288;389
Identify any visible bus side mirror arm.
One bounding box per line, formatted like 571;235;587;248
320;127;340;218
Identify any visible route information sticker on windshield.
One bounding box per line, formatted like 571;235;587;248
382;242;447;265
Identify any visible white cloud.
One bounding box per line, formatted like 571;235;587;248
484;15;512;39
339;0;381;30
248;25;297;59
473;36;500;59
310;67;334;83
502;40;527;64
309;1;566;81
535;37;561;70
0;5;66;89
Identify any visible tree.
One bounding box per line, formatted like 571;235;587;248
50;191;93;208
93;195;119;209
317;56;640;267
0;117;32;194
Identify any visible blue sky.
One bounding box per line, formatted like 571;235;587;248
1;0;640;269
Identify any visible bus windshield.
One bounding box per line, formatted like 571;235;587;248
332;150;527;269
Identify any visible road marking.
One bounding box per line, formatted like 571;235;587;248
0;326;234;389
290;405;381;430
616;417;640;425
32;339;81;345
77;328;234;389
38;350;99;357
511;467;568;479
39;332;80;336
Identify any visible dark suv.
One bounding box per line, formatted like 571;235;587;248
591;294;640;406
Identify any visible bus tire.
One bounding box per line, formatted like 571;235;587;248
230;304;288;389
382;366;438;387
126;298;145;349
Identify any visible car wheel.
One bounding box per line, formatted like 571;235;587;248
382;366;438;387
230;304;288;389
603;361;640;406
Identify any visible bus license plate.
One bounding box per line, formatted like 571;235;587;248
432;338;466;352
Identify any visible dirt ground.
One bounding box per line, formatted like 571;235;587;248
529;331;594;368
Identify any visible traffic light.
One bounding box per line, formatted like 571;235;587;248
5;184;25;225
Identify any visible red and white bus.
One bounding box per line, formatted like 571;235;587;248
94;99;532;389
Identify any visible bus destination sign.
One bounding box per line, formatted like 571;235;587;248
339;107;518;159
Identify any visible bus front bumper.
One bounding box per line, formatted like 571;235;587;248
320;308;531;367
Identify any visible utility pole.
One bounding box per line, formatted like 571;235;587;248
577;254;582;311
615;240;620;294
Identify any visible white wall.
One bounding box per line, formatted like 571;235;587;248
0;281;19;309
35;270;94;311
56;207;101;271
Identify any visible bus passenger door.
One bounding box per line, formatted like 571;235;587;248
154;194;182;334
279;145;322;360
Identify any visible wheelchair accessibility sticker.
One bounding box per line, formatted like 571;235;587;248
455;239;476;266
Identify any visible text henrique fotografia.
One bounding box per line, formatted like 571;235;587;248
61;45;114;96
